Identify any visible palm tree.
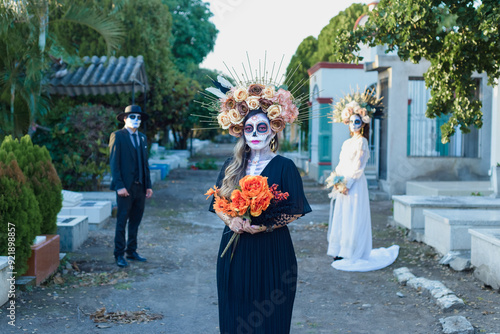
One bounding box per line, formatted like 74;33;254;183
0;0;124;137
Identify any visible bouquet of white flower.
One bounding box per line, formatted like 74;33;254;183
325;171;348;198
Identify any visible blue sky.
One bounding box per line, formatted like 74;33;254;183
201;0;364;76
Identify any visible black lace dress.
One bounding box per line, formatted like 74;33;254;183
209;155;311;334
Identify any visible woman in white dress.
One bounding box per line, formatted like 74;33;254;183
327;106;399;272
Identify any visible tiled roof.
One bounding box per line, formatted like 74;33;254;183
48;55;149;96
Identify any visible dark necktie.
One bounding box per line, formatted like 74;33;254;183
132;133;144;184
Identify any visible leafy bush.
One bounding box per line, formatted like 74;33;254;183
195;158;217;170
0;155;41;276
32;102;118;191
1;135;62;234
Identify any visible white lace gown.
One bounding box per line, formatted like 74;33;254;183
327;135;399;272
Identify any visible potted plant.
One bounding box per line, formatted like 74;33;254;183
0;136;62;285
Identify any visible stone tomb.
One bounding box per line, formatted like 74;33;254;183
406;181;492;197
59;201;111;230
56;216;89;252
0;256;10;307
62;190;83;207
469;228;500;290
424;209;500;255
392;196;500;239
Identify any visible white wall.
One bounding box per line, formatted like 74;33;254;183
373;55;492;195
491;83;500;170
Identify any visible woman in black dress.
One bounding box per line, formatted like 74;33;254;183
209;105;311;333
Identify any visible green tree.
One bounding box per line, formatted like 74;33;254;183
162;0;218;74
331;0;500;143
52;0;174;113
0;0;124;137
316;3;367;62
32;102;118;191
285;36;319;135
1;135;62;234
51;0;218;148
0;155;41;276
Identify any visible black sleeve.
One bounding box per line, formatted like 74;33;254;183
109;131;125;190
208;157;232;213
281;158;312;216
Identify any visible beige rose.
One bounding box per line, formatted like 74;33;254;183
228;108;244;124
270;117;286;133
233;87;248;102
248;84;265;96
266;104;282;120
236;101;249;116
224;97;236;111
217;111;231;129
263;86;275;99
259;98;273;111
229;124;243;137
246;96;260;110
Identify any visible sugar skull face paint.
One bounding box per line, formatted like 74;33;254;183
244;113;272;150
125;113;141;129
349;114;362;132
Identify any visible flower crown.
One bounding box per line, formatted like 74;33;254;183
330;88;383;125
202;75;301;137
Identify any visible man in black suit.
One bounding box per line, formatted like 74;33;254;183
109;105;153;268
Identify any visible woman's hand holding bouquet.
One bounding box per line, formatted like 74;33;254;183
325;171;349;197
206;175;289;260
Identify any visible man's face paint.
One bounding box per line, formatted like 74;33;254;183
349;114;362;133
244;113;272;150
125;113;141;129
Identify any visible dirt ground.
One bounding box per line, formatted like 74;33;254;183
1;143;500;333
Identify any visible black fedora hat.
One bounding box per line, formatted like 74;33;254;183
116;105;149;123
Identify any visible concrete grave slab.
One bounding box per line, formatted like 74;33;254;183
469;228;500;290
56;215;89;252
424;209;500;255
392;196;500;234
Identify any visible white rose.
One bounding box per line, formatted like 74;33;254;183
228;108;244;124
263;86;275;99
217;111;231;129
362;115;371;123
346;101;359;109
246;96;260;110
267;104;282;120
233;87;248;102
341;108;350;121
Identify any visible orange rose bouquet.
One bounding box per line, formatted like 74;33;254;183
205;175;289;260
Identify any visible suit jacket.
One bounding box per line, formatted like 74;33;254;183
109;128;152;192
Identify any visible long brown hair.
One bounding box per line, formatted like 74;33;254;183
350;122;370;141
219;137;249;198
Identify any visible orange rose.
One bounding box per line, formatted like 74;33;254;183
204;186;219;200
214;196;236;216
230;189;251;215
239;175;269;198
250;191;273;217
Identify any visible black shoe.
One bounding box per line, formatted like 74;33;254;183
333;256;344;262
126;252;147;262
115;255;128;268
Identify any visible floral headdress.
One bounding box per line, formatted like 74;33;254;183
330;88;383;125
196;55;307;138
